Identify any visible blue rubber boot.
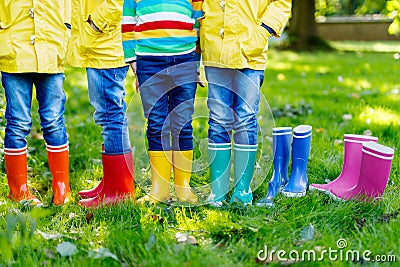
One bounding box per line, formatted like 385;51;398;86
230;143;258;206
207;143;231;207
256;127;292;207
282;125;312;197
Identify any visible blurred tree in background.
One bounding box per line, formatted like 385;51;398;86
288;0;399;50
316;0;388;16
387;0;400;35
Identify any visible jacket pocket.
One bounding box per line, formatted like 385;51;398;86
198;16;206;53
0;24;15;59
0;1;27;60
80;20;102;55
241;24;271;60
58;0;72;65
79;21;114;57
0;0;11;29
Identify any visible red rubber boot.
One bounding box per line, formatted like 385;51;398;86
78;152;135;208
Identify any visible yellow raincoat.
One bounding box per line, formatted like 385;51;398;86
200;0;292;70
66;0;126;68
0;0;71;73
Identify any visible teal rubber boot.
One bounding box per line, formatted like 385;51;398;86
230;143;257;206
207;143;231;207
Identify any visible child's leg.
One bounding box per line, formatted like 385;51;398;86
232;69;263;146
79;66;134;207
169;65;197;151
2;72;41;205
138;87;173;203
34;73;70;205
136;56;172;203
205;66;235;144
230;69;264;205
136;56;172;151
34;73;68;146
168;54;197;203
2;72;34;149
86;66;131;155
204;66;236;205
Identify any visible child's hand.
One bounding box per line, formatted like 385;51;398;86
88;16;101;33
197;74;205;87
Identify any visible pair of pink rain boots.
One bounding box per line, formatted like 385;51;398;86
309;134;394;200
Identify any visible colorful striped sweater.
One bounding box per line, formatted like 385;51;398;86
122;0;203;62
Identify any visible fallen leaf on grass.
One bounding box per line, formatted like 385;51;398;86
342;114;352;121
145;213;164;224
255;256;274;265
314;246;324;252
379;208;400;223
37;229;64;240
255;255;302;266
31;132;44;140
248;227;259;233
348;93;360;99
355;217;366;230
57;241;77;257
44;248;57;259
86;211;94;223
294;224;314;246
176;232;198;245
300;224;314;241
334;139;343;146
363;129;372;136
293;239;306;246
281;259;303;266
88;247;119;261
145;232;156;251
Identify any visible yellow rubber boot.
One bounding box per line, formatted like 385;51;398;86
138;151;172;204
173;150;198;204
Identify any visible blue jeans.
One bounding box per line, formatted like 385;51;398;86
136;52;197;151
1;72;68;149
87;66;131;155
205;67;264;145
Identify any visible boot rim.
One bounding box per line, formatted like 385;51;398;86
272;126;292;134
344;134;378;142
362;142;394;159
4;146;28;155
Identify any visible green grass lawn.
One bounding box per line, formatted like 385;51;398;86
0;43;399;266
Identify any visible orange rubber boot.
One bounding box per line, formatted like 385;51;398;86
47;143;70;206
4;147;42;206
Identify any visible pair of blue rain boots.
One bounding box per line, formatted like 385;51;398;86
207;143;257;207
256;125;312;207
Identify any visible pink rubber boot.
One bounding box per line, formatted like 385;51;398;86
309;134;377;192
330;142;394;200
